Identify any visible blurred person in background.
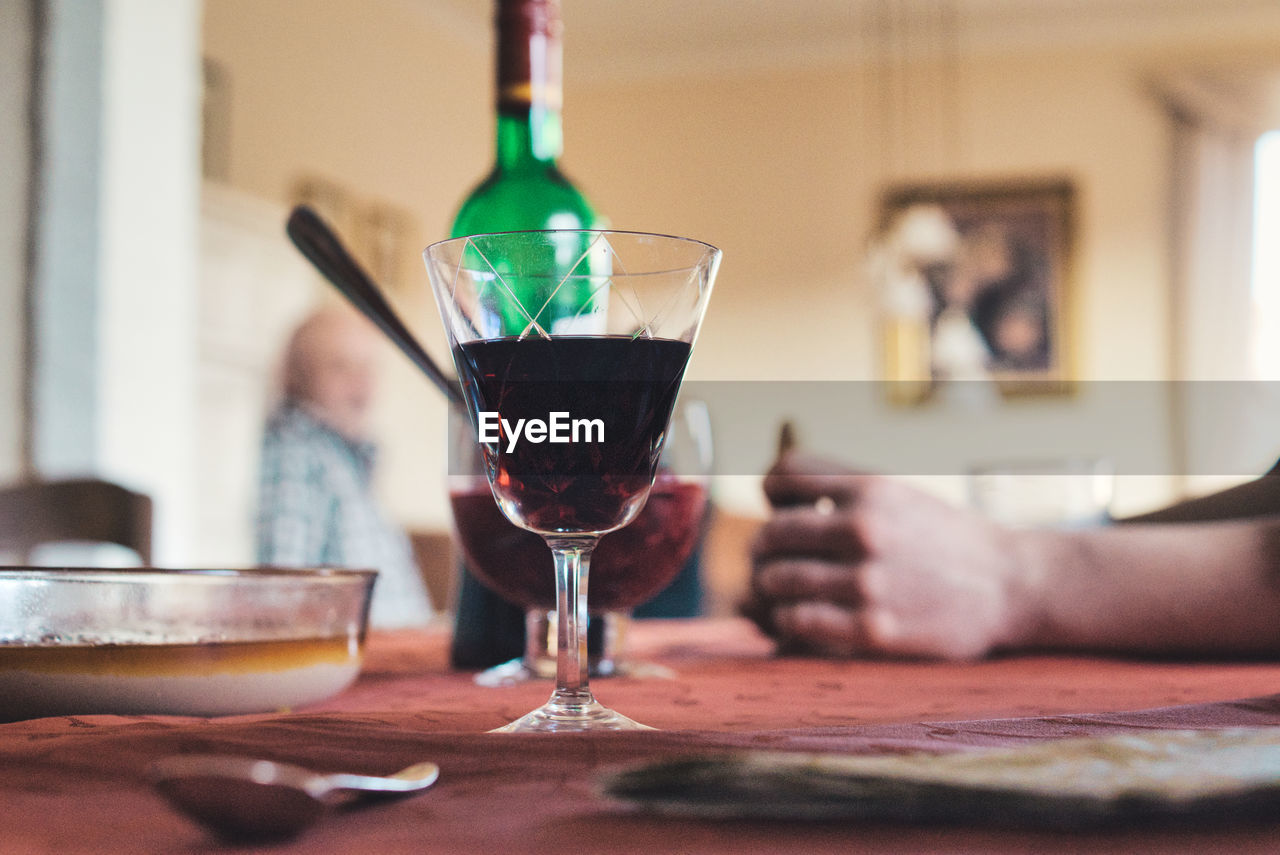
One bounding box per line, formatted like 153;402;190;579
747;452;1280;660
257;305;433;628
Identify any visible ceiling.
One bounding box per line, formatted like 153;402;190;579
418;0;1280;83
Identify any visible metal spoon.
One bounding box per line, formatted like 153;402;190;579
285;204;464;407
149;754;440;841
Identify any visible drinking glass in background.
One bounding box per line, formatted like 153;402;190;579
449;399;713;686
601;397;713;679
967;457;1115;528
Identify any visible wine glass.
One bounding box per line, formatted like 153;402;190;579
449;397;713;687
425;229;719;732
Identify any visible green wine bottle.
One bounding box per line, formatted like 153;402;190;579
451;0;603;335
448;0;605;669
452;0;597;236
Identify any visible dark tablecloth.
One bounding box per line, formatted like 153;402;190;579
5;618;1280;853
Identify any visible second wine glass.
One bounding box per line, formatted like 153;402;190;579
449;398;712;686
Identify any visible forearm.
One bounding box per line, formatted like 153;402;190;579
1122;474;1280;524
1013;519;1280;656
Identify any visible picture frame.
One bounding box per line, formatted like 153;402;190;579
201;57;232;182
290;176;414;293
873;178;1075;400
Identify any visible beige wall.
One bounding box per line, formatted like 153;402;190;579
203;0;490;529
202;0;489;365
202;1;1280;526
568;51;1176;384
562;50;1185;513
571;66;875;383
569;35;1280;515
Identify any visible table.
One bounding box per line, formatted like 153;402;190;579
4;618;1280;853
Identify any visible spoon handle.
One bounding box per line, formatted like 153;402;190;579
286;205;464;406
324;762;441;798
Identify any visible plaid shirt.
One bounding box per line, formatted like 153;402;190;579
256;402;432;627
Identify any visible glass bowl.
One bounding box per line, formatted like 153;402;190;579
0;567;375;720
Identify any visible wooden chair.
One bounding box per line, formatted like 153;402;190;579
0;478;153;565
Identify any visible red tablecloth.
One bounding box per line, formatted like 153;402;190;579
5;619;1280;853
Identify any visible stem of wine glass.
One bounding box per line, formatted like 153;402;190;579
548;536;594;711
490;537;654;730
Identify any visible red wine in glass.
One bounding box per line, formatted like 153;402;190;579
453;335;692;535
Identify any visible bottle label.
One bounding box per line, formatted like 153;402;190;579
500;80;562;111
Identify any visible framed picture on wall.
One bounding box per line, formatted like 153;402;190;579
872;178;1075;400
201;57;232;182
290;176;416;293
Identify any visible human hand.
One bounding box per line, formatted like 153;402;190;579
747;453;1038;660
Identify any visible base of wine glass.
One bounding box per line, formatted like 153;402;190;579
490;706;652;733
489;694;655;733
